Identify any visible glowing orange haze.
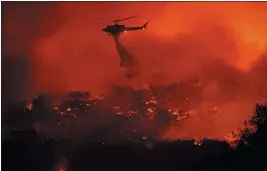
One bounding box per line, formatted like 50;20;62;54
3;2;267;140
30;2;267;94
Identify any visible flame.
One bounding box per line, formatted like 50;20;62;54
193;137;204;146
26;103;33;110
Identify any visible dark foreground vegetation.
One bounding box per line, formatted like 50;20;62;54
2;99;267;171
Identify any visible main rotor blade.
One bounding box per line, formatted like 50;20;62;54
93;15;138;24
92;22;110;24
113;15;138;23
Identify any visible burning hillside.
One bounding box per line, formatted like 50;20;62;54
5;77;264;149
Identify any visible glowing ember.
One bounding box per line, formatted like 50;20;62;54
147;108;153;113
224;131;241;148
171;109;179;115
26;103;33;110
142;136;147;140
193;137;204;146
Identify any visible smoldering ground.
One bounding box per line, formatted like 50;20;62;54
2;2;267;142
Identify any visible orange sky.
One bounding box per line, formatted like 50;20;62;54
29;2;267;95
2;2;267;140
3;2;267;96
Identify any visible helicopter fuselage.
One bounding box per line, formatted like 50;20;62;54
102;22;148;36
102;24;126;35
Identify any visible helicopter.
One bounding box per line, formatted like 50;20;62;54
95;16;148;36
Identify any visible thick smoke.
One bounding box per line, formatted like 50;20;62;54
2;2;267;141
2;2;65;107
